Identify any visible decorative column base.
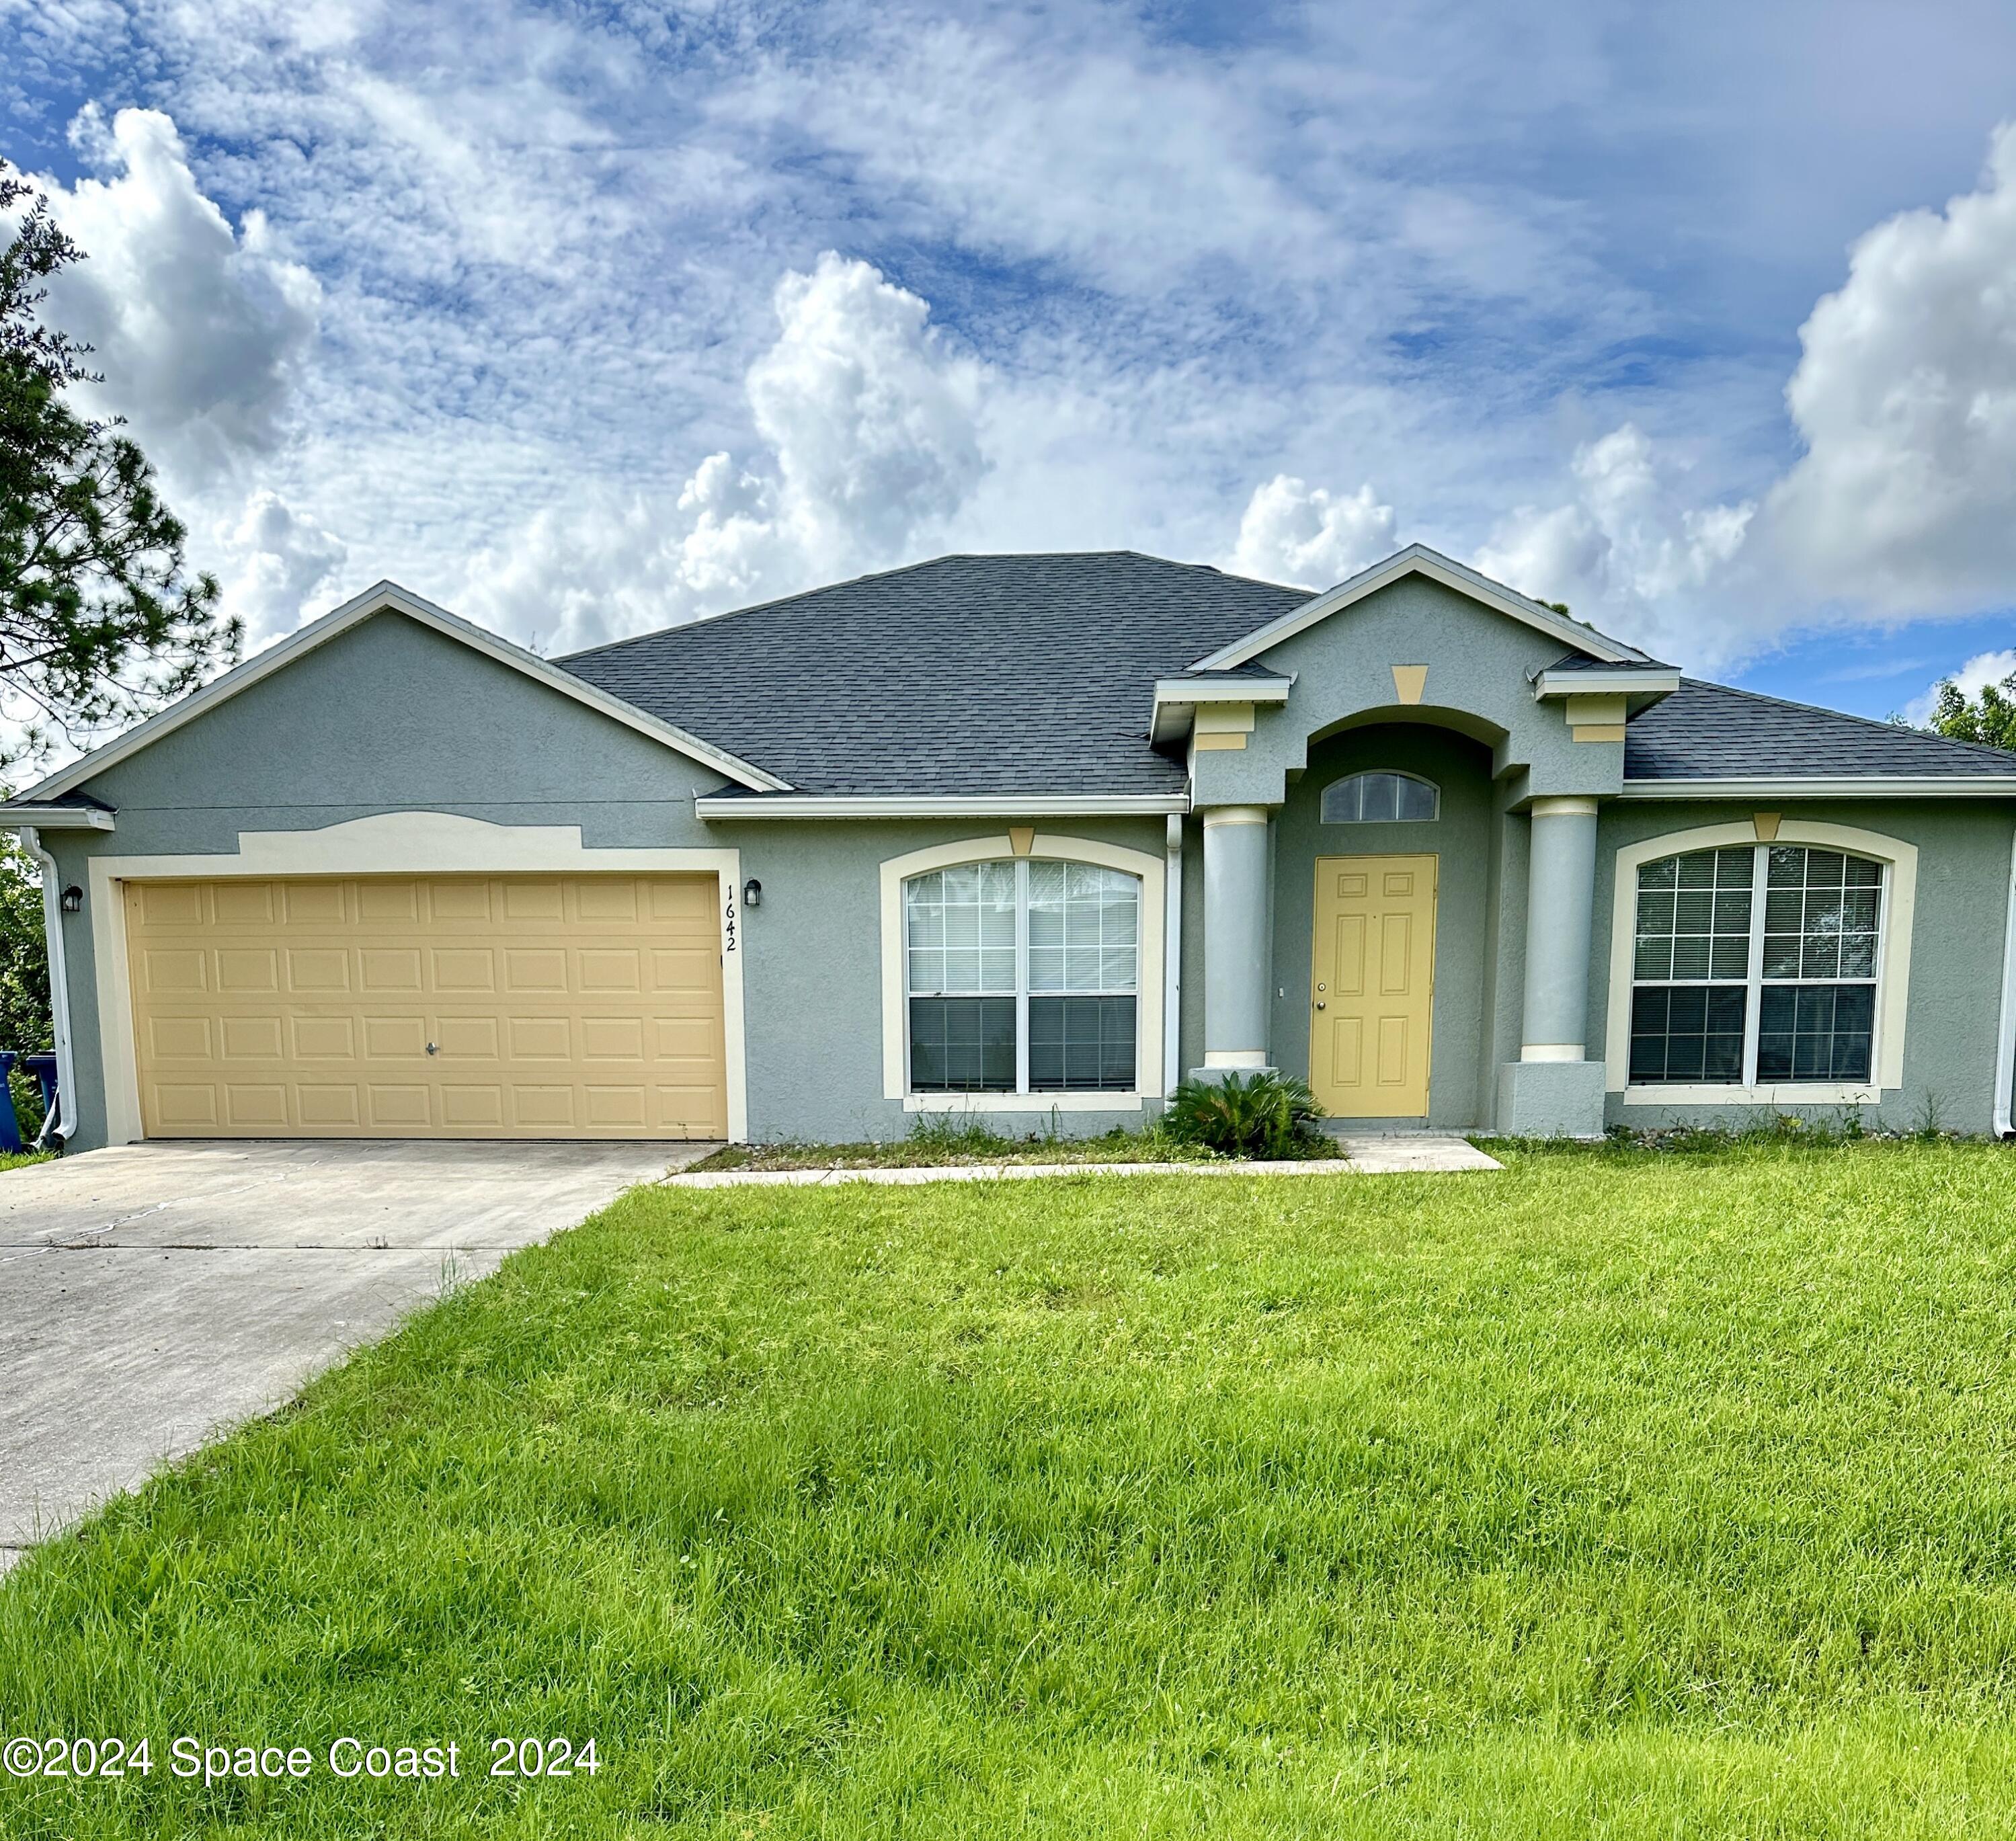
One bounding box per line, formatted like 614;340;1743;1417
1186;1059;1279;1087
1496;1061;1607;1139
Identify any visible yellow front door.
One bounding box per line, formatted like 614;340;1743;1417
1309;854;1437;1118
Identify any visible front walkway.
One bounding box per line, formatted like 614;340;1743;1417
0;1139;715;1569
668;1133;1500;1188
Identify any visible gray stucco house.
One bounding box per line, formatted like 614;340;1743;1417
10;543;2016;1149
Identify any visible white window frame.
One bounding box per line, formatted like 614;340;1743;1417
1604;819;1916;1105
879;834;1165;1110
1320;770;1441;825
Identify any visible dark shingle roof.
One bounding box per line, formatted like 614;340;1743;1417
1626;679;2016;781
558;553;1307;795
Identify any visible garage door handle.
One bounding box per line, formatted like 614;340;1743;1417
426;1042;438;1056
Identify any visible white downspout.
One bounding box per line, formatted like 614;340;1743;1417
21;827;77;1146
1164;812;1183;1097
1994;817;2016;1139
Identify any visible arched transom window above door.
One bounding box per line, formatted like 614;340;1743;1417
1320;771;1439;824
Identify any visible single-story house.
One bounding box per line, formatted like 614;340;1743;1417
9;543;2016;1148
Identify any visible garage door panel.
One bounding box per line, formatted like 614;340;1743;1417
290;1015;354;1059
286;948;351;993
428;881;493;922
297;1085;362;1127
284;881;348;924
436;1016;501;1060
360;948;424;992
128;874;727;1140
432;948;497;992
223;1015;287;1059
139;884;205;928
503;881;565;922
216;949;279;993
214;883;276;924
223;1084;286;1128
357;882;416;923
363;1014;428;1059
368;1085;432;1127
507;1016;573;1059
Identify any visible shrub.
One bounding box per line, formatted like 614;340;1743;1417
1161;1071;1325;1159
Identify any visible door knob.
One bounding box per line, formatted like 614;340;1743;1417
1314;1001;1326;1010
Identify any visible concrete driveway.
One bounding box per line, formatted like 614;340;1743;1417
0;1139;713;1571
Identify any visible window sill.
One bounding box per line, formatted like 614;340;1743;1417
903;1091;1148;1113
1618;1082;1884;1106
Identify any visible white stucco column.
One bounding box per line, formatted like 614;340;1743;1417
1199;805;1272;1074
1521;795;1599;1060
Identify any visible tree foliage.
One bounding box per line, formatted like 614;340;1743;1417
1927;671;2016;753
0;821;48;1055
1;156;240;765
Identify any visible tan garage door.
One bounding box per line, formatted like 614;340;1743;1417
124;874;727;1139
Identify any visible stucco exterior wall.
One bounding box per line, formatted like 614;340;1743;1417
44;610;1170;1148
1592;799;2016;1135
46;614;733;1151
707;815;1167;1143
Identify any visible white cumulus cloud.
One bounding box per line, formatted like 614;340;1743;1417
1227;475;1398;588
214;491;349;646
462;253;988;652
1474;424;1754;657
37;106;321;485
1766;122;2016;614
1902;647;2016;727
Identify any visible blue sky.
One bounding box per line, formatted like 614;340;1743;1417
6;0;2016;727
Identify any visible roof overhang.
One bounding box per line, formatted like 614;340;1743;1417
1533;667;1681;699
1148;673;1294;747
1191;544;1656;672
1619;776;2016;800
0;801;116;831
15;580;791;805
696;792;1191;821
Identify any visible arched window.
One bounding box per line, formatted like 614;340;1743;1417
1629;844;1884;1085
903;860;1140;1093
1320;771;1439;823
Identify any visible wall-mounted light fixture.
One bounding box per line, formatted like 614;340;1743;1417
60;885;83;915
742;878;762;910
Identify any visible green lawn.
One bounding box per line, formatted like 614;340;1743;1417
0;1149;48;1173
8;1143;2016;1836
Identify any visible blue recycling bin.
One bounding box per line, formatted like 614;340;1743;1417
0;1052;59;1153
0;1052;21;1155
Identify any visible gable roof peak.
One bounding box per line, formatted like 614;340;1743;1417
1191;541;1660;671
17;576;790;805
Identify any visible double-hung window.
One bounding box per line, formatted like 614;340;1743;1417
905;860;1140;1093
1629;844;1884;1086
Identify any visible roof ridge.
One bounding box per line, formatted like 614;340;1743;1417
1678;676;2016;765
555;550;1305;663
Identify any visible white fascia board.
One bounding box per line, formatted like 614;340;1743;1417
1147;674;1293;746
1191;544;1648;672
1152;676;1293;703
1534;668;1681;698
697;792;1191;821
17;580;791;804
0;803;116;830
1619;776;2016;800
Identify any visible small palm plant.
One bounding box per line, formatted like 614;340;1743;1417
1161;1071;1326;1159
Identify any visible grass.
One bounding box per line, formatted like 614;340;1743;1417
691;1113;1342;1172
7;1141;2016;1834
0;1149;49;1173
